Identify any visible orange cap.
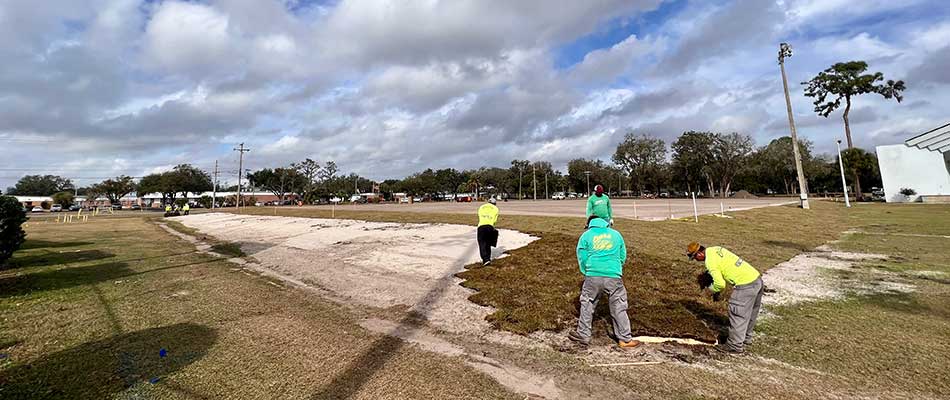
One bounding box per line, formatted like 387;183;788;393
686;242;701;259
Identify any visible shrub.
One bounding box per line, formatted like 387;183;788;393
0;195;28;266
197;195;213;209
899;187;917;197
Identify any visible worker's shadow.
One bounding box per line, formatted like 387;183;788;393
0;323;217;398
680;300;730;344
310;242;480;399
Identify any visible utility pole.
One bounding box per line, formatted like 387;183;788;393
233;143;250;211
836;139;851;208
532;163;537;200
212;160;219;209
584;171;592;196
545;173;548;200
779;43;810;209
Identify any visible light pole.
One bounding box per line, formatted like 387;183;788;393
518;165;524;200
584;171;591;196
779;42;810;209
836;139;851;208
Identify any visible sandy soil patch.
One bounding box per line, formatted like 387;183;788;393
763;249;914;307
172;213;537;333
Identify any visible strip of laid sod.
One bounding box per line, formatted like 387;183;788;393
0;217;518;399
755;208;950;398
229;200;856;342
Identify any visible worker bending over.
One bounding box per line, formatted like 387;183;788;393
476;197;499;266
687;242;764;354
585;184;613;227
569;217;640;349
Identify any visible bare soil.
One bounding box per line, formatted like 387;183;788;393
172;213;537;334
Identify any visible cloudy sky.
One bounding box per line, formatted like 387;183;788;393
1;0;948;189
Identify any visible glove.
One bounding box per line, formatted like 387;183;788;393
696;272;713;290
712;292;722;302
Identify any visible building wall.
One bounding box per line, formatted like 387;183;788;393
876;144;950;202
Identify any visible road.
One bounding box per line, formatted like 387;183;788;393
308;197;798;220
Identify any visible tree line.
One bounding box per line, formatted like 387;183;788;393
3;131;883;205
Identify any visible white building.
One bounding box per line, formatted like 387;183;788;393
876;123;950;203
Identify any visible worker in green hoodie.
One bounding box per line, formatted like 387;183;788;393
585;184;612;228
568;217;640;349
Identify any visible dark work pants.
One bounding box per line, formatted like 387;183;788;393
477;225;498;263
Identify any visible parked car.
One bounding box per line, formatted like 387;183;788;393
131;204;141;210
330;196;342;203
112;204;123;210
32;206;44;212
50;204;63;212
399;197;411;203
68;205;81;211
551;192;566;200
413;196;424;203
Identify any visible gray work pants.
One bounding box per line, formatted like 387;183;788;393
727;277;764;351
576;276;633;343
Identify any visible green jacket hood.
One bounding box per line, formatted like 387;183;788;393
588;218;609;228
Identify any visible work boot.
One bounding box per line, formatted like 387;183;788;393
618;340;641;349
715;344;744;354
567;331;590;347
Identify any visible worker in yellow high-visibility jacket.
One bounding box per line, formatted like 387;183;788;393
476;197;499;266
687;242;763;354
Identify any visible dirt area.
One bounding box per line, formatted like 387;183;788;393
763;246;915;307
172;213;536;333
304;198;796;221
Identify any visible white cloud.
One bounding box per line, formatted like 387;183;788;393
143;1;233;74
1;0;948;191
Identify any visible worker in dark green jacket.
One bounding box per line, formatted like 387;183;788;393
568;217;640;349
585;185;612;227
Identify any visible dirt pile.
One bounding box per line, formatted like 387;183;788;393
731;190;759;199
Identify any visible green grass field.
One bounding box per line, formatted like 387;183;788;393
0;217;516;399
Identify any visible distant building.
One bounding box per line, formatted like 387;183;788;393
12;196;53;208
876;123;950;203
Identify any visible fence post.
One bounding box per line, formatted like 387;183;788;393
692;192;699;223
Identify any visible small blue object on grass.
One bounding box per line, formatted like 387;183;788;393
0;353;7;359
159;348;167;358
150;377;162;384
